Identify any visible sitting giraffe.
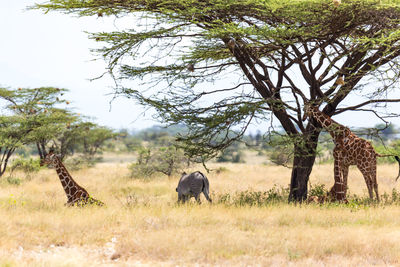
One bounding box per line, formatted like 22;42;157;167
40;151;104;206
304;105;400;202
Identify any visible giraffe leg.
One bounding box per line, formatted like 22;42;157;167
65;196;74;206
372;176;380;202
370;159;379;202
366;178;374;200
357;164;374;200
333;155;346;201
342;165;349;196
373;178;379;202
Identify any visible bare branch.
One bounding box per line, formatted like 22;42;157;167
334;99;400;115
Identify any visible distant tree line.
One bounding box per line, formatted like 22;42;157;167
2;87;398;180
117;123;400;176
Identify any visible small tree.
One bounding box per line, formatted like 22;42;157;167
0;87;69;176
217;142;245;163
51;118;83;160
116;129;142;152
31;109;79;160
79;122;115;160
0;115;31;176
129;146;187;178
8;156;41;180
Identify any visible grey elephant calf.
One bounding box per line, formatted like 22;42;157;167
176;171;212;203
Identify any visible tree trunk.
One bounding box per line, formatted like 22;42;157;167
36;141;47;160
288;130;320;202
0;147;16;177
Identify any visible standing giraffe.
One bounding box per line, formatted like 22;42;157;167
304;105;400;201
40;151;104;206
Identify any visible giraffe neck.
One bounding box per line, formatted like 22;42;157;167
310;109;348;141
53;157;82;198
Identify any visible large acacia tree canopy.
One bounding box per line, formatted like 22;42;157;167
34;0;400;160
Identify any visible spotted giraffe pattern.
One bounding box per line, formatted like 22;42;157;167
40;152;104;206
305;105;400;202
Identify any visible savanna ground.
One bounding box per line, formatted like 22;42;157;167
1;152;400;266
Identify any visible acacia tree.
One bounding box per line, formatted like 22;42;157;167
35;0;400;201
78;122;115;160
45;111;81;160
0;87;70;176
0;115;32;177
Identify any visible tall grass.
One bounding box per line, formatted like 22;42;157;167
1;161;400;266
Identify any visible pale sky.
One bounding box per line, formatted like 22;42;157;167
0;1;156;130
1;1;400;132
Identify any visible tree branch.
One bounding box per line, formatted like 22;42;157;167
334;99;400;115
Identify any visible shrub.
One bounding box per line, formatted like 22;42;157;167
308;183;327;198
215;186;289;206
215;186;400;207
64;156;98;171
392;188;400;203
9;156;41;180
6;176;22;185
129;146;188;178
128;163;157;178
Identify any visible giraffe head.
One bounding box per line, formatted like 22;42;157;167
40;151;58;167
302;103;318;121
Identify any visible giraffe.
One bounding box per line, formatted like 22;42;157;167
304;105;400;202
40;151;104;206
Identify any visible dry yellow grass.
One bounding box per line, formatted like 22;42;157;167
1;159;400;266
